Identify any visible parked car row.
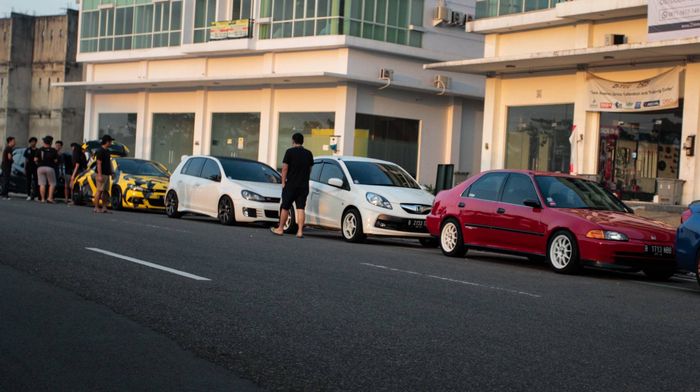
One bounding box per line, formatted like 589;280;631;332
66;152;700;288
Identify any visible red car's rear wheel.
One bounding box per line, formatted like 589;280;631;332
440;218;466;258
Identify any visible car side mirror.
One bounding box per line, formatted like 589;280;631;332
327;178;344;188
209;174;221;182
523;199;542;209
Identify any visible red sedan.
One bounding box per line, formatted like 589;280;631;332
426;170;677;280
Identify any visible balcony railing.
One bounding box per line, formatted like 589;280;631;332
475;0;567;19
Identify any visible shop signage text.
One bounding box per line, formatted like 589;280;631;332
586;68;681;113
210;19;251;41
648;0;700;41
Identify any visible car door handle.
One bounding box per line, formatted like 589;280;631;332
458;202;465;208
497;208;506;214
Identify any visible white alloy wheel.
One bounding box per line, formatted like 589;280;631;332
343;212;357;239
441;221;459;253
549;234;573;270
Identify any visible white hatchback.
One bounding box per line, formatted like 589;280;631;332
165;156;286;227
302;156;435;244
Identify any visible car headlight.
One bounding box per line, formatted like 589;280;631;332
366;192;392;209
127;184;144;192
242;190;265;202
586;230;629;241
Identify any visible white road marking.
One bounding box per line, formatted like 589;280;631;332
109;219;191;234
633;281;699;293
360;262;541;298
86;248;211;281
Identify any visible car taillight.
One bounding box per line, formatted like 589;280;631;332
681;209;692;224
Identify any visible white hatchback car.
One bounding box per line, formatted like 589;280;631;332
165;155;287;227
303;156;435;244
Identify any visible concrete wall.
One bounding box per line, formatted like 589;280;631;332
4;13;34;144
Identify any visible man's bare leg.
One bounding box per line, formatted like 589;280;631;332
274;208;289;235
296;209;305;238
94;190;102;211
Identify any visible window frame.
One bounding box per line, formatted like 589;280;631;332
200;158;222;181
319;159;349;190
499;173;541;207
182;157;206;177
461;172;508;202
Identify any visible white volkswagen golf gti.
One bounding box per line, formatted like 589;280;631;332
165;156;286;227
303;156;435;244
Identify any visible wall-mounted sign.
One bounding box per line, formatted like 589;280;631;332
648;0;700;41
586;67;681;113
210;19;251;40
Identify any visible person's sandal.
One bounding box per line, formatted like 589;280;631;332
270;227;283;236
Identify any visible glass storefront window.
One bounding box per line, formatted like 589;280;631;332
277;112;335;168
98;113;137;156
210;113;261;160
151;113;195;171
505;104;574;173
597;105;683;201
80;0;183;53
354;113;420;177
475;0;564;19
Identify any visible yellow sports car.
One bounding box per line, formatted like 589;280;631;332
72;158;170;211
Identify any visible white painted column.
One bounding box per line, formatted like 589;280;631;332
334;83;357;156
680;64;700;204
83;91;95;142
480;76;501;171
193;89;208;155
135;91;150;160
444;97;463;166
258;87;275;166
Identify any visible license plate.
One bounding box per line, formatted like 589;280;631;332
644;245;673;257
408;220;425;228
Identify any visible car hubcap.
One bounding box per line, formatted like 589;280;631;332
166;193;176;215
283;210;293;231
441;222;458;252
219;199;231;223
343;213;357;239
550;235;572;269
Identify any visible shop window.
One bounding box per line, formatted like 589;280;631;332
194;0;217;43
277;112;335;168
152;113;195;171
505;104;574;174
597;104;683;201
210;113;261;160
98;113;137;156
354;113;420;177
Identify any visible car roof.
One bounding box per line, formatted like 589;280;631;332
480;169;584;180
315;155;395;165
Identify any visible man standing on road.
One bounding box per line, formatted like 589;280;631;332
93;135;113;213
1;136;15;200
54;141;72;203
69;143;87;196
272;132;314;238
24;137;38;200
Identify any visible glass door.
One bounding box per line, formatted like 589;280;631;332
151;113;195;171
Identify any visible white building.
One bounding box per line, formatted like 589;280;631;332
62;0;485;186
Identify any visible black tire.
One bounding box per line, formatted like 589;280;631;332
696;254;700;288
440;218;467;257
341;208;366;243
165;191;182;219
218;196;236;226
643;267;675;281
419;237;439;248
72;184;83;206
283;207;298;234
546;231;580;274
111;186;123;211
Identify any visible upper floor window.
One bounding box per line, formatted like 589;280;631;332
194;0;217;43
475;0;565;19
80;0;183;53
259;0;424;48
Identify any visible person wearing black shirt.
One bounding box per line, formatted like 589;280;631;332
23;137;38;200
35;135;58;203
54;140;73;203
1;136;16;199
70;143;87;195
272;132;314;238
93;135;113;213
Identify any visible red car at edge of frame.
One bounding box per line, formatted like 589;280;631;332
426;170;677;280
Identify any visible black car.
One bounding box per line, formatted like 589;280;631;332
0;147;66;198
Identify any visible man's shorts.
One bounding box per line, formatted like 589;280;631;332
95;175;110;192
281;186;309;210
37;166;57;187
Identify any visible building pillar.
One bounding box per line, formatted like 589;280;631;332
481;76;501;171
444;97;463;167
572;70;599;175
83;91;95;142
334;83;357;157
259;87;276;166
193;89;208;156
135;91;149;160
680;64;700;204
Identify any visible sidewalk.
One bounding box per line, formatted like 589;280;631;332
627;201;685;227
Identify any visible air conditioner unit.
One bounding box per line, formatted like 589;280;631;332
434;6;450;22
450;11;465;26
434;75;451;90
605;34;628;46
379;68;394;80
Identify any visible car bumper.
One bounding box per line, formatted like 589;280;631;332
362;209;431;238
124;189;166;210
578;237;676;269
235;201;281;224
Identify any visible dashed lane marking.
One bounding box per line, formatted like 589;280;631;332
360;262;541;298
86;247;211;281
632;280;699;294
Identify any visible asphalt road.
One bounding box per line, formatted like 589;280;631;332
1;196;700;391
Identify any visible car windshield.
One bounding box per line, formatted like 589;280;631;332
219;158;281;184
117;159;169;177
535;176;628;212
344;161;420;189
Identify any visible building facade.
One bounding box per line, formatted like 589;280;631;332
429;0;700;204
63;0;485;186
0;11;84;145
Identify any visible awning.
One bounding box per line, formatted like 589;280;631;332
426;37;700;76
